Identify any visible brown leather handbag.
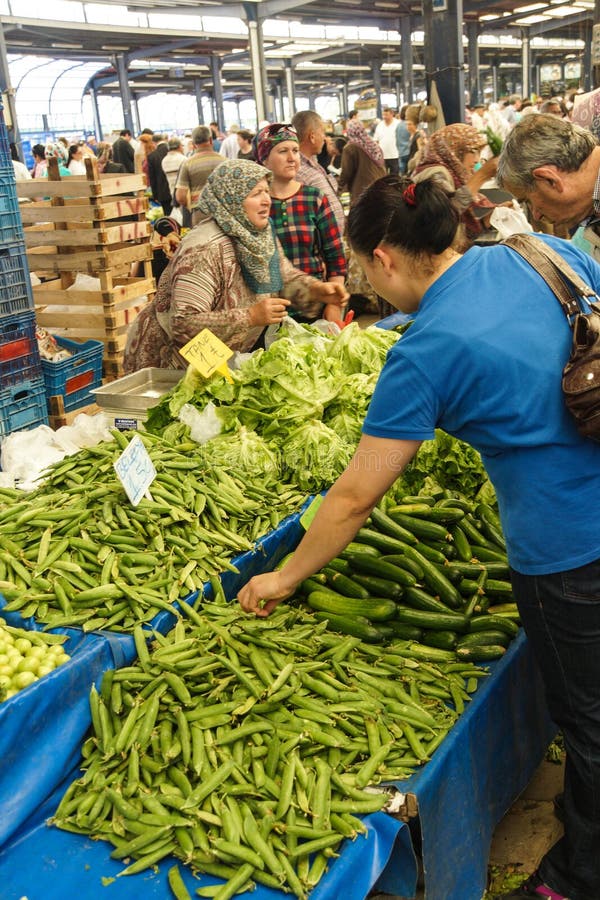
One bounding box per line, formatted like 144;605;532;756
503;232;600;442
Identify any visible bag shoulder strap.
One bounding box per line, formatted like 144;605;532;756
502;233;597;321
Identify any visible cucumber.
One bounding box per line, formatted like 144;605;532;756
470;545;508;563
403;585;458;615
313;612;384;643
387;621;423;641
421;629;458;651
367;510;420;546
386;503;436;518
451;525;472;562
458;578;482;596
351;573;404;601
381;554;425;580
486;603;520;619
400;546;463;609
475;503;506;550
356;528;415;555
413;542;447;566
456;630;510;649
324;569;370;600
340;541;381;559
387;510;451;543
307;591;397;622
345;553;417;587
400;495;436;506
394;606;469;633
458;515;490;547
437;497;473;513
326;558;352;575
300;577;333;596
482;562;511;579
484;579;513;597
468;613;519;637
456;644;506;662
446;561;487;579
421;506;466;524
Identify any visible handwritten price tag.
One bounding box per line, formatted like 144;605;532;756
180;328;234;382
113;433;156;507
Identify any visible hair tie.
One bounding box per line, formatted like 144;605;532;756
403;184;417;207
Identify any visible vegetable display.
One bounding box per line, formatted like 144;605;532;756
0;619;70;700
53;601;487;897
296;486;518;662
145;323;400;494
0;430;305;632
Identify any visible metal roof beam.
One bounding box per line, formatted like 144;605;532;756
291;42;360;64
127;37;205;61
528;9;591;36
127;3;246;16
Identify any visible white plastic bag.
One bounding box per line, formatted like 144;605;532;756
489;200;533;239
178;401;222;444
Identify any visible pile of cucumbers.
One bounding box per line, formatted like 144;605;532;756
300;492;518;662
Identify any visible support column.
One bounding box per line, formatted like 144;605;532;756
210;55;225;132
89;86;103;140
340;79;349;116
582;23;591;93
193;78;205;124
275;80;284;121
308;93;316;111
492;60;499;102
395;78;402;110
0;20;21;152
115;53;135;133
370;57;383;120
400;16;414;105
593;0;600;89
467;21;480;107
521;30;530;99
132;95;141;135
422;0;465;124
284;60;296;119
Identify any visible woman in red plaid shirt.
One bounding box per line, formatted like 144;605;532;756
256;123;347;323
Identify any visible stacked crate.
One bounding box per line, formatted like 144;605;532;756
15;156;156;380
0;106;48;438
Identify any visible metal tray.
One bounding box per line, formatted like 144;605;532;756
91;368;181;411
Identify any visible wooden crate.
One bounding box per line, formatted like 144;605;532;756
16;157;156;379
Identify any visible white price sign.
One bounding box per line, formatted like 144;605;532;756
113;433;156;507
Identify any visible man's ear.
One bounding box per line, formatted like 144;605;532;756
532;165;564;191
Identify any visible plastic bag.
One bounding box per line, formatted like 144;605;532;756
489;200;533;238
0;414;112;491
178;401;222;444
264;316;341;353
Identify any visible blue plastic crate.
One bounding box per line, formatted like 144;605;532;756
0;311;41;387
0;168;24;246
0;241;34;319
42;337;104;412
0;375;48;438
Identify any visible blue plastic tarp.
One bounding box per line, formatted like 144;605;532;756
375;630;555;900
0;627;117;850
0;772;412;900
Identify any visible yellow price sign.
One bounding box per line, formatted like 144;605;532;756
179;328;234;382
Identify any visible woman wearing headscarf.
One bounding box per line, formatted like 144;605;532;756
255;123;347;322
412;123;499;245
123;159;348;371
338;119;386;206
43;142;71;177
337;118;388;317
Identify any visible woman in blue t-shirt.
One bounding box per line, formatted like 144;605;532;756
239;176;600;900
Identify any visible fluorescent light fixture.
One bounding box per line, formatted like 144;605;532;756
374;1;400;7
480;14;500;20
544;4;584;13
514;3;548;12
102;45;131;50
51;42;84;49
514;14;548;23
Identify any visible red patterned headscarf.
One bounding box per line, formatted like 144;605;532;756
255;123;298;165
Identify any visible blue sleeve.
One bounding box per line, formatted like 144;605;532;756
362;348;438;441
